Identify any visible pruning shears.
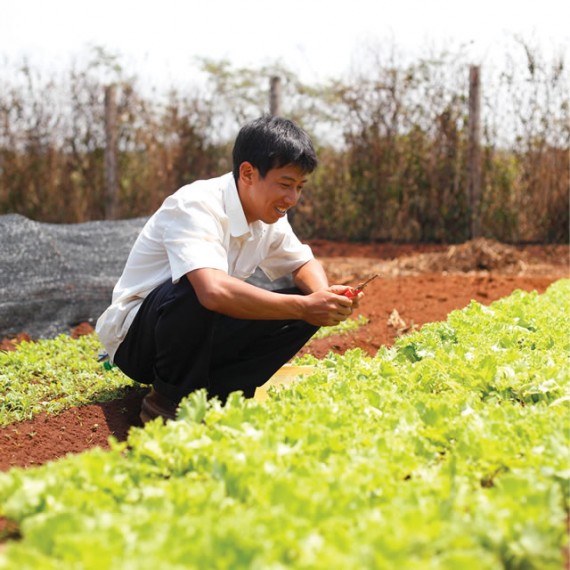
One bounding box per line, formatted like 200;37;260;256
343;274;379;299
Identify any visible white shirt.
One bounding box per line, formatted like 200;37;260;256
96;172;314;359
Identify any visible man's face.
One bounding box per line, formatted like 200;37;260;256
239;163;308;224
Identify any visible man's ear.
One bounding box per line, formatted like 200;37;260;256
238;162;256;186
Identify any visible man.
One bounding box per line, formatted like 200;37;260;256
96;115;361;423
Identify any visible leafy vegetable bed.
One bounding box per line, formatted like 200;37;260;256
0;334;135;427
1;280;568;569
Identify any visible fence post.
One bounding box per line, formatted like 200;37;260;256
269;75;296;225
104;84;119;220
468;65;482;238
269;76;282;116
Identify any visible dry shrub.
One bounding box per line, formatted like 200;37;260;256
0;41;567;243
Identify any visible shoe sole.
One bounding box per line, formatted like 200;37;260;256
139;409;154;425
139;396;177;425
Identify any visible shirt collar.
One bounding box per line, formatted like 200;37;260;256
224;173;263;239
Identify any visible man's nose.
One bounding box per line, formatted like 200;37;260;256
284;187;300;205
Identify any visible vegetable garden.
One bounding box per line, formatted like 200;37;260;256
0;252;568;568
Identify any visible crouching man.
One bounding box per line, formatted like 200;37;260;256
96;115;359;423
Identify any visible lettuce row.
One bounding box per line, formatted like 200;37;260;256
0;279;568;569
0;334;134;426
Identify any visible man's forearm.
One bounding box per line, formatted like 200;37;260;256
187;268;306;320
292;259;329;294
187;260;353;327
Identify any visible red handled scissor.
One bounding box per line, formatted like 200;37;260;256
343;274;379;299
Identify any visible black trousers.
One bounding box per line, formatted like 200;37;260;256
113;277;319;403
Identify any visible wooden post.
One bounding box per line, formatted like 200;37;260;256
104;84;119;220
269;76;282;116
468;65;482;238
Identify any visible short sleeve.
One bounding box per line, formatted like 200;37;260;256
258;218;314;281
160;192;230;283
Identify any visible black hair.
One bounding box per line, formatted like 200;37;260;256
232;115;318;182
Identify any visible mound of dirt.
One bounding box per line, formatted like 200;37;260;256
316;238;569;282
392;238;525;274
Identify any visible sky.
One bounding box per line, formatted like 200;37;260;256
1;0;568;88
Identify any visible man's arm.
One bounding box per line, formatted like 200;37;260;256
186;266;353;327
291;258;329;293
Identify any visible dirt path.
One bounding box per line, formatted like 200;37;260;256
1;239;567;471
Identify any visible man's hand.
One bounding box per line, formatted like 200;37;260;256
292;261;359;326
334;284;364;309
300;286;356;327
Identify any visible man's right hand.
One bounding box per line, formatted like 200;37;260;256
301;287;355;327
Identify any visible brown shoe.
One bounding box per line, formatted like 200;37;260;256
140;388;178;424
